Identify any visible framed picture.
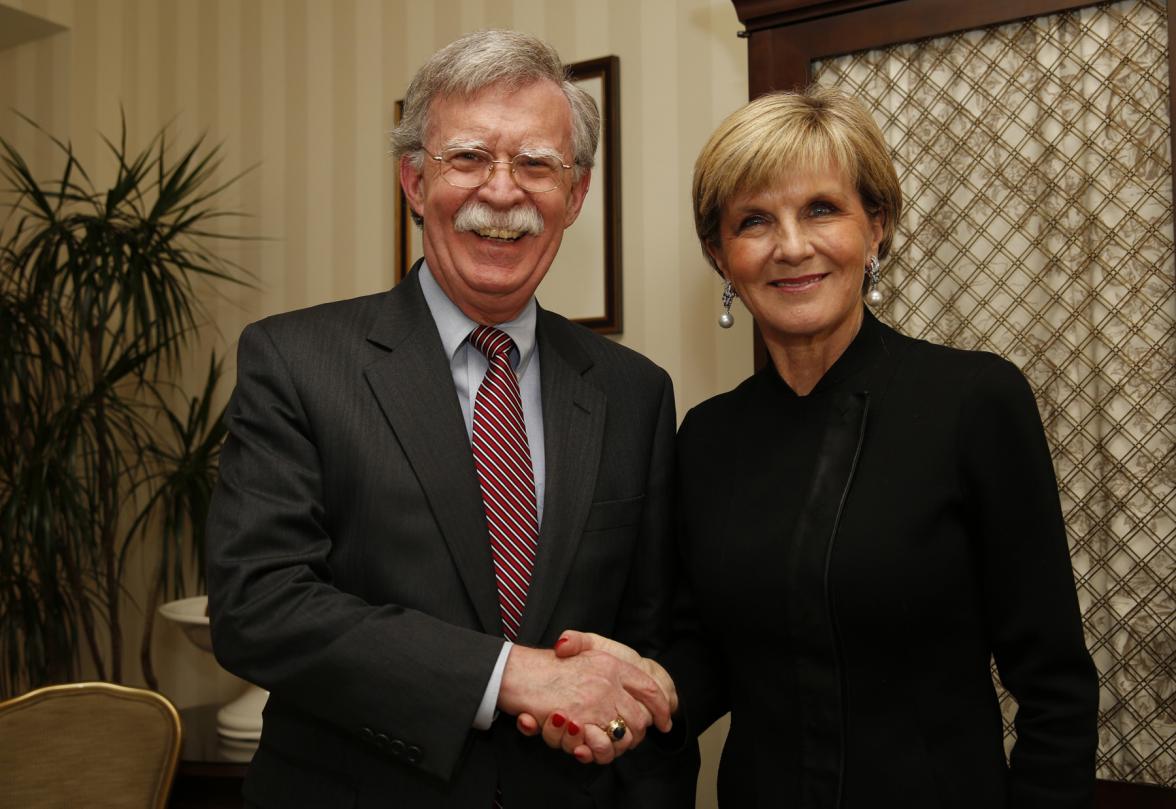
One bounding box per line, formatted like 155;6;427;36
394;99;419;283
394;55;623;334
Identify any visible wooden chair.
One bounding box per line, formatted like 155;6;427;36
0;681;182;809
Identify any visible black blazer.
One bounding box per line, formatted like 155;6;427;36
206;268;695;808
669;312;1098;808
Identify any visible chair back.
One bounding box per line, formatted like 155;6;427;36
0;681;181;809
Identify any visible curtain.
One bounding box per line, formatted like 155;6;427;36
814;0;1175;785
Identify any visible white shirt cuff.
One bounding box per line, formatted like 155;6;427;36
473;640;512;730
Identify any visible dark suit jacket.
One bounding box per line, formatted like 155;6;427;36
669;312;1098;808
206;268;695;808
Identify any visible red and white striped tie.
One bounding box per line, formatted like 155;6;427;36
469;326;538;642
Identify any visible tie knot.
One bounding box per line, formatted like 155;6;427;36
469;325;515;361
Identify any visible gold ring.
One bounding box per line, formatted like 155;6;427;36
603;717;627;742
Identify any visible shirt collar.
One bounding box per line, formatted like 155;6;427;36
418;260;538;370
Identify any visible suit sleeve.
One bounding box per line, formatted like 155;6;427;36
959;357;1099;808
206;321;503;782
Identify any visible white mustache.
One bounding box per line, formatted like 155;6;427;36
453;200;544;236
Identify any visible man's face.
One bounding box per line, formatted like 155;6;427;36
400;79;591;324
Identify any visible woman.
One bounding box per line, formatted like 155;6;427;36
537;86;1099;807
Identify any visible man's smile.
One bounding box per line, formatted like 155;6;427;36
472;227;525;242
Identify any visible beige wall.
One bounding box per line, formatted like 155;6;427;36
0;0;747;804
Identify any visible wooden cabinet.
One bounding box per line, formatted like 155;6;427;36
729;0;1176;192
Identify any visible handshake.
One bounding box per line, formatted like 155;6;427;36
496;631;678;765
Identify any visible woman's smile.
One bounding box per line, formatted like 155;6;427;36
768;273;828;290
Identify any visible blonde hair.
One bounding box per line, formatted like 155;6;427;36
692;85;902;273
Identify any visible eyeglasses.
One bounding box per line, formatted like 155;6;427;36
428;147;572;193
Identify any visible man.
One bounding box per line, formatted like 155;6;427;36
206;29;695;808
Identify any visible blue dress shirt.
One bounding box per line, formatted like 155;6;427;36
417;261;546;729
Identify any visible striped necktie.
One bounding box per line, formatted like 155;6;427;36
468;325;539;642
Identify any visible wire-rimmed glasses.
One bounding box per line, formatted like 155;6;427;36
428;147;572;193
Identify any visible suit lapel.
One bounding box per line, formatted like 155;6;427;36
362;267;501;635
516;310;606;643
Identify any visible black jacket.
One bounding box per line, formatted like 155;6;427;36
668;311;1098;808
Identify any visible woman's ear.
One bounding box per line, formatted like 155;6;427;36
869;210;885;257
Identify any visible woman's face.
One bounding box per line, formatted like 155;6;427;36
708;165;883;354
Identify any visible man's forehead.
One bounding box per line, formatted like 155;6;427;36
436;77;563;105
428;80;569;119
426;79;572;137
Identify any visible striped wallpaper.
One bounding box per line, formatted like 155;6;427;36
0;2;746;804
0;0;752;416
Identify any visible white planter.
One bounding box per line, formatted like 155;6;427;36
158;595;268;740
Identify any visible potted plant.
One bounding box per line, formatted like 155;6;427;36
0;115;250;695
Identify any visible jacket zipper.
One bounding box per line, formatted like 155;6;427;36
823;393;870;809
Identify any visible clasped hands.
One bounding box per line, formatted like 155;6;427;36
497;631;677;764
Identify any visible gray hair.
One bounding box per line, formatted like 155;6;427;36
390;29;599;182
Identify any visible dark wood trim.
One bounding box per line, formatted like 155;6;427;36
1095;778;1176;808
743;0;1110;95
731;0;896;33
734;0;1103;32
394;100;412;284
566;55;624;334
170;705;248;808
1170;7;1176;218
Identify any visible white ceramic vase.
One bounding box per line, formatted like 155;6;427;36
158;595;268;740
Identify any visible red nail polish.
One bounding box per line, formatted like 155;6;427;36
567;721;581;735
554;637;568;649
551;712;566;728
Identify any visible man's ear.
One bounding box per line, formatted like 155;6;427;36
704;238;728;277
400;154;426;221
561;169;591;228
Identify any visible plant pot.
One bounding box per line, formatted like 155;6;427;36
158;595;268;740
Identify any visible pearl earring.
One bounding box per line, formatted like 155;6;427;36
865;255;883;306
719;281;736;328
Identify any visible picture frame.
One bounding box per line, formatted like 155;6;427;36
394;55;622;334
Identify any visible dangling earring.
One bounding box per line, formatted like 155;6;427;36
865;255;883;306
719;281;736;328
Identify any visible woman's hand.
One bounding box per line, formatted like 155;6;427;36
516;630;677;764
498;642;669;762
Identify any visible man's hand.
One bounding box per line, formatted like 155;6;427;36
554;631;678;714
498;642;671;764
514;631;678;764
